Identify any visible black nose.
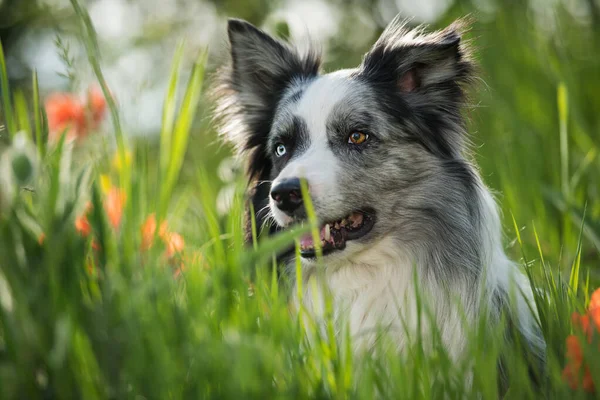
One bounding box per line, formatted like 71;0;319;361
271;178;303;214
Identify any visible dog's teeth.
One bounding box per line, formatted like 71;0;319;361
324;224;331;241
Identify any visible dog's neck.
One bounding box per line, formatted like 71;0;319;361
291;235;481;356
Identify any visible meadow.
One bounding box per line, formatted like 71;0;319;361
0;0;600;398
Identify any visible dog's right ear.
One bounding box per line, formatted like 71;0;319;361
214;19;321;180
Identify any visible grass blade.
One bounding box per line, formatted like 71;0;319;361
242;223;311;267
0;40;16;137
249;202;258;251
32;70;45;157
13;90;31;135
160;42;184;188
158;50;207;218
300;178;322;260
544;188;600;252
69;0;127;185
568;203;587;295
557;83;569;198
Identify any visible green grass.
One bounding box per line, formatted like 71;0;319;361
1;1;600;398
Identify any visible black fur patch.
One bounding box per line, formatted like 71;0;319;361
355;17;475;160
212;19;321;241
270;115;311;170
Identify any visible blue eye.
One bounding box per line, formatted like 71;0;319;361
275;143;287;157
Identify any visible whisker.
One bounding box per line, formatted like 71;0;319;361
261;212;278;231
257;204;272;219
253;180;273;187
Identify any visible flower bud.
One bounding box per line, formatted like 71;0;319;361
10;132;38;185
0;132;39;213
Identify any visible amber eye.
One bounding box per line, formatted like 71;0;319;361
348;132;368;145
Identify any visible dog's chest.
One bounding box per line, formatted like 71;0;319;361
292;241;472;355
293;244;419;349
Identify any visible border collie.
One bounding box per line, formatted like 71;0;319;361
214;15;545;368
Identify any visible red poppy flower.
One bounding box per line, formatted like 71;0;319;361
45;85;109;143
46;93;86;142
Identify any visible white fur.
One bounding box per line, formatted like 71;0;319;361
270;74;352;219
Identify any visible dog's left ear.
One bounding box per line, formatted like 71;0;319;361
360;17;474;103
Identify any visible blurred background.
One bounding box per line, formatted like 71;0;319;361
1;0;599;274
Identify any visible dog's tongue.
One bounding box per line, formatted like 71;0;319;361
300;233;314;249
300;226;329;248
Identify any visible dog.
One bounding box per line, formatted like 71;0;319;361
214;15;545;374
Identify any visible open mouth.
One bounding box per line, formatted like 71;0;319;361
299;209;376;258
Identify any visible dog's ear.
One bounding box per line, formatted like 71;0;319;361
358;17;475;158
214;19;321;180
360;16;474;104
213;19;320;243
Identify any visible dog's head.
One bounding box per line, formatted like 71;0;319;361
214;16;476;265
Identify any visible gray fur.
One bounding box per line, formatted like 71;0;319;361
213;15;546;381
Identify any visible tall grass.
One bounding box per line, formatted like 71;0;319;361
0;1;599;399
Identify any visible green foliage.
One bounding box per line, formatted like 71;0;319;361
0;0;599;398
0;40;15;137
462;2;600;269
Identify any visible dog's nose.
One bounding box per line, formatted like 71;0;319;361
271;178;303;214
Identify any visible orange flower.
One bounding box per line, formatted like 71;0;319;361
45;85;109;143
75;214;92;237
165;232;185;257
46;93;86;142
140;214;185;259
141;214;158;250
563;288;600;393
588;289;600;329
572;313;592;339
562;335;595;392
87;86;107;127
38;233;46;245
104;187;126;230
75;202;93;237
141;214;171;249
